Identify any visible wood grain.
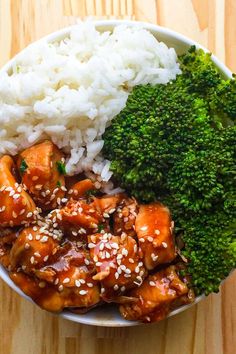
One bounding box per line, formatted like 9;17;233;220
0;1;236;353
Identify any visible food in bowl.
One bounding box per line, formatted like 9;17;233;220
0;22;235;324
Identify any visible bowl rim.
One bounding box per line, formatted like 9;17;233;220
0;19;232;327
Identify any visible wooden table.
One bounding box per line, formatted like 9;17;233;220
0;1;235;353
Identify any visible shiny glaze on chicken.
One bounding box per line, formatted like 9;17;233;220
0;140;194;323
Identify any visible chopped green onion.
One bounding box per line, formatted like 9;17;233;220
19;159;28;174
56;180;62;187
56;161;66;175
97;223;105;232
85;189;98;197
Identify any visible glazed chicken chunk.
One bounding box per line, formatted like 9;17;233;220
10;239;100;312
120;265;193;323
0;155;36;227
88;232;147;302
10;225;59;273
17;141;66;211
135;203;176;269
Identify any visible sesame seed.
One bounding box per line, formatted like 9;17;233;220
155;229;160;235
93;255;98;262
121;286;126;292
13;194;20;200
162;242;168;248
88;243;96;249
135;266;140;273
120;265;126;271
72;231;77;236
63;278;70;284
139;238;145;243
75;280;81;287
117;254;123;260
140;226;148;231
113;284;119;291
27;212;33;218
111;243;119;249
87;283;94;288
35;184;43;190
35;235;40;240
24;243;30;250
40;236;48;243
28;234;33;241
105;252;110;259
103;212;109;218
124;268;131;274
39;282;46;288
34;252;41;258
12;211;17;218
99;243;105;251
33;226;37;231
140;270;145;277
149;281;156;287
136;276;142;282
30;256;35;264
117;268;122;275
101;287;105;294
138;262;143;267
54;278;59;285
78;207;83;213
115;272;119;279
68;189;73;195
61;198;68;203
57;198;61;205
129;258;134;263
122;248;128;257
109;208;116;214
96;262;102;267
9;190;15;197
147;236;154;242
84;259;90;265
61;186;67;192
43;255;49;262
124;274;131;278
80;279;86;284
58;285;64;292
72;211;77;216
79;290;88;295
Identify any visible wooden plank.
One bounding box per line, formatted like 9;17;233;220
0;1;235;353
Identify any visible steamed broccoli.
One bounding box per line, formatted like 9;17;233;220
103;46;236;295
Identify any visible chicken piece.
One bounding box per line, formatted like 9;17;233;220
119;265;191;323
68;179;96;200
88;233;147;302
0;156;36;227
91;194;124;216
135;203;176;270
0;227;18;268
17;141;66;211
113;197;138;237
10;241;100;312
56;199;104;237
10;226;59;273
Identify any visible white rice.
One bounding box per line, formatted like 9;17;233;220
0;22;181;181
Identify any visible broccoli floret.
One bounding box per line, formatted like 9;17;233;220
103;46;236;295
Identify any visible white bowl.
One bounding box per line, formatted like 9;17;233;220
0;20;233;327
